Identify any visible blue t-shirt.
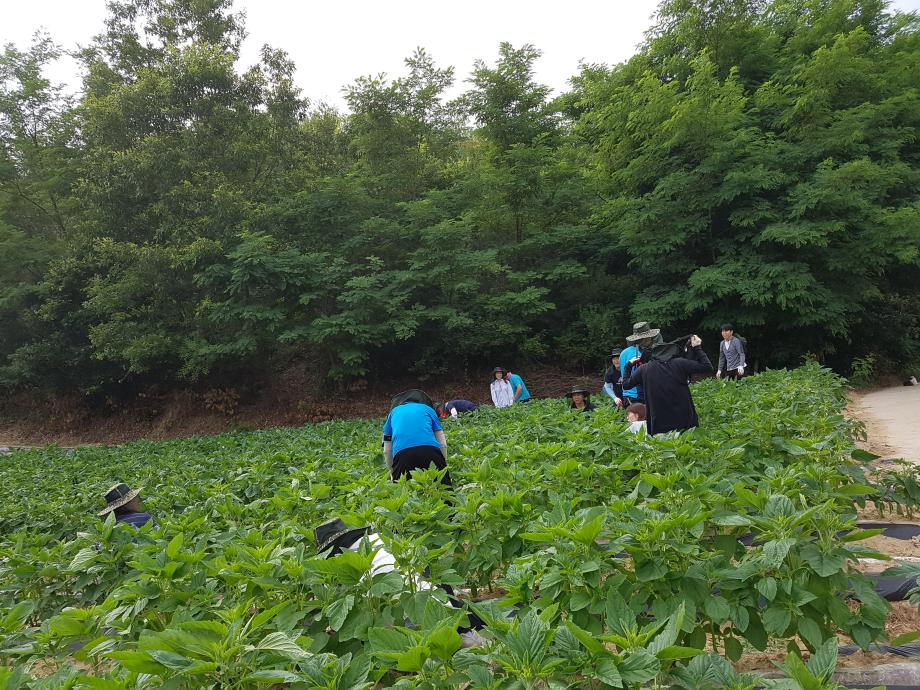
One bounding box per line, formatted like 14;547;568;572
508;374;531;401
620;345;643;399
383;402;443;457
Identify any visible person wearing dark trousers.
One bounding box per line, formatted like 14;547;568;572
622;335;713;435
716;323;746;380
383;389;451;486
603;349;625;407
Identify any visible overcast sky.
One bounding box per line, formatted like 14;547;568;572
4;0;920;111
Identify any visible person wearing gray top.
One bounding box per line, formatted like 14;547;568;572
717;323;746;380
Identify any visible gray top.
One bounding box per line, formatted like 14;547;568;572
718;337;746;372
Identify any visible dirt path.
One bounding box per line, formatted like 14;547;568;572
855;385;920;464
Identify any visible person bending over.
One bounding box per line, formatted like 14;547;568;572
383;389;451;485
98;482;155;528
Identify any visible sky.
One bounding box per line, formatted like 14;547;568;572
4;0;920;111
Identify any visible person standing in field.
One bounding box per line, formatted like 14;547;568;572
383;389;451;485
603;348;625;407
620;322;660;405
490;367;515;408
506;370;531;403
716;323;747;380
622;335;713;435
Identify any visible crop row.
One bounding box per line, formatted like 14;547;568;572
0;364;912;688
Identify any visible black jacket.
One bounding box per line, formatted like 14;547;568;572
621;346;713;435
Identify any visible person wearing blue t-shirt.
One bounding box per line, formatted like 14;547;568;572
383;390;451;485
506;371;531;403
620;321;659;405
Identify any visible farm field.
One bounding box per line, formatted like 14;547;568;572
1;364;919;688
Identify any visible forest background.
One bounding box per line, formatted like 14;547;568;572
2;0;920;407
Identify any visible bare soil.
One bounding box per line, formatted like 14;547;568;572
849;386;920;465
0;363;592;447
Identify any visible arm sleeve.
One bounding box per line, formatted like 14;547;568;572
603;382;618;400
717;343;726;372
622;364;643;392
736;340;747;368
490;383;499;406
430;408;443;432
382;413;392;437
678;347;714;375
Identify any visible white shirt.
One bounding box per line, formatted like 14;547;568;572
490;379;515;408
628;420;647;434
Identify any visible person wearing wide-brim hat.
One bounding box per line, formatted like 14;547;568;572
620;322;661;406
98;482;155;528
313;517;488;646
314;517;371;557
603;348;625;407
383;389;451;486
566;385;596;413
490;366;514;409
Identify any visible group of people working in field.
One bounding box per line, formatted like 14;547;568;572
95;321;747;650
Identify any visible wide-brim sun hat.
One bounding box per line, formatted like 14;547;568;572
492;366;506;376
565;386;591;398
314;518;370;555
98;482;143;516
610;348;623;357
625;321;661;343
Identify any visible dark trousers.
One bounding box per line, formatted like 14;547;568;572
392;445;452;486
723;368;743;380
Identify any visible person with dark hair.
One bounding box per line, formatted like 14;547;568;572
566;386;596;413
603;349;625;407
490;367;515;408
438;400;479;419
383;389;451;485
622;335;713;435
98;483;155;528
505;370;531;403
716;324;746;380
626;403;647;434
620;322;660;405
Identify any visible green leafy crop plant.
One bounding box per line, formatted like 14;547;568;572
0;364;907;687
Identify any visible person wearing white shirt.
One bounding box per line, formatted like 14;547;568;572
489;366;515;408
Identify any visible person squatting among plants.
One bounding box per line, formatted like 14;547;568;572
490;367;515;408
438;399;479;419
603;348;625;407
620;322;660;405
97;482;156;528
566;385;596;413
313;518;486;647
622;334;713;436
716;323;747;380
625;403;647;434
382;390;451;486
505;370;531;403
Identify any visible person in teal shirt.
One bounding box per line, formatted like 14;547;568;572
620;321;660;404
506;371;531;403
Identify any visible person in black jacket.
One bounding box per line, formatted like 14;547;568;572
621;335;713;435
